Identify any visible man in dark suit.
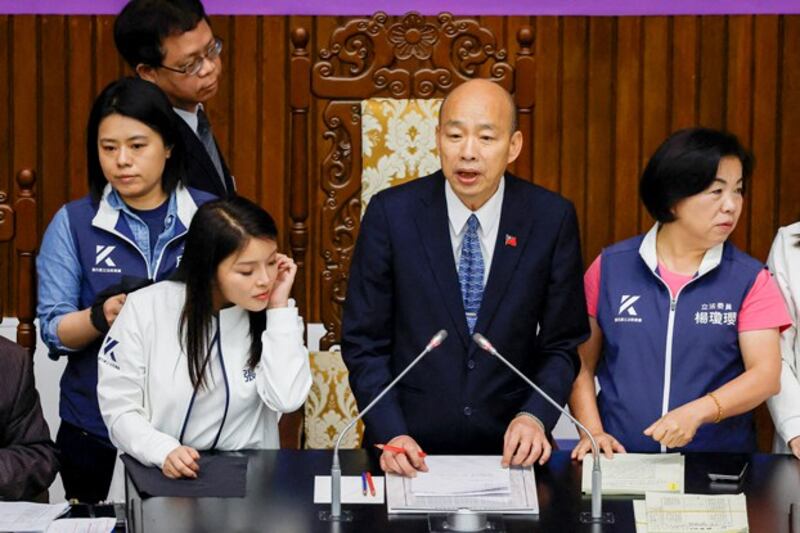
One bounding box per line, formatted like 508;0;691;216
342;79;589;476
114;0;235;198
0;336;59;500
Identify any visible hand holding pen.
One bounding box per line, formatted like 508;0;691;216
376;435;429;477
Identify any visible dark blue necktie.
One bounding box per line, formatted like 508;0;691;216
458;214;484;333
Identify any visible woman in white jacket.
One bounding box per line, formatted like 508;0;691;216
97;196;312;478
767;221;800;457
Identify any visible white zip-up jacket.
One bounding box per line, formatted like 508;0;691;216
97;280;312;468
767;222;800;452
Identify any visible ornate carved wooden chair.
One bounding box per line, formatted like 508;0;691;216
0;170;39;355
288;12;534;448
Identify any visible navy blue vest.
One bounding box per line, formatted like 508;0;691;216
60;187;213;439
596;234;763;453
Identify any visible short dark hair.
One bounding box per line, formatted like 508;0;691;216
639;127;754;223
87;77;185;202
114;0;208;69
174;196;279;390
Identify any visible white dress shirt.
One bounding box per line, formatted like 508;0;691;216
445;176;505;285
173;105;201;136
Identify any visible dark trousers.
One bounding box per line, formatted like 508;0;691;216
56;421;117;503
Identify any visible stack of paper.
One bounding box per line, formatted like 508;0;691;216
386;455;538;514
0;501;70;532
582;453;684;495
412;456;511;498
47;518;118;532
633;492;748;533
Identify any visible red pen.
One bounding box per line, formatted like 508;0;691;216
374;443;427;458
365;471;376;497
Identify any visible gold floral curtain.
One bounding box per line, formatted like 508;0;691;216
303;351;364;449
361;98;442;213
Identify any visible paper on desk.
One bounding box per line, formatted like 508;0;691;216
582;453;684;495
637;492;748;533
47;517;117;532
313;475;385;504
412;456;511;496
0;501;69;532
633;500;650;533
386;455;538;514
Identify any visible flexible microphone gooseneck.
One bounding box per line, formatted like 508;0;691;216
323;329;448;521
472;332;607;523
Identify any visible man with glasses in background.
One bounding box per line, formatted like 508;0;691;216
115;0;235;198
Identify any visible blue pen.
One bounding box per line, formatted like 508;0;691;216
361;472;367;496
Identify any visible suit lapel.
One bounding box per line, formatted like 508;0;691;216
177;117;227;197
472;176;531;340
414;173;471;349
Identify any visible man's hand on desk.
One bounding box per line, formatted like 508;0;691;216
378;435;429;477
502;414;551;468
163;445;200;479
571;431;626;461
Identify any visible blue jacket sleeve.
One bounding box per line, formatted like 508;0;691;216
341;194;409;443
520;201;589;431
36;207;83;356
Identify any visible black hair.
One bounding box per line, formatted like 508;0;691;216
114;0;208;69
86;77;185;202
174;196;279;390
639;127;754;223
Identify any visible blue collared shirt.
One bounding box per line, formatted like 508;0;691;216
37;189;181;355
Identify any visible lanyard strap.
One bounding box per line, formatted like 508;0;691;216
178;326;230;447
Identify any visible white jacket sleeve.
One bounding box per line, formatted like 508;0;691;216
254;301;312;413
97;295;181;468
766;227;800;448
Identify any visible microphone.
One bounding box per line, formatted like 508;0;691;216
321;329;448;521
472;332;610;524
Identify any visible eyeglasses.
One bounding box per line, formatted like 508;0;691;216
159;37;223;76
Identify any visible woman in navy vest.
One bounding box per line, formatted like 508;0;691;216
767;221;800;458
36;77;215;502
569;128;791;458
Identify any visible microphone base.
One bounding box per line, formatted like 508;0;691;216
318;510;354;522
579;511;615;524
429;511;505;532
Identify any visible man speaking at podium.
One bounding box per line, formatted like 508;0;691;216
342;79;589;476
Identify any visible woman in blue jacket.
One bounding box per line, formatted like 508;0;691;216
37;77;214;501
569;128;790;458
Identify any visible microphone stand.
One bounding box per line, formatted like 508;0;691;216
473;333;614;525
319;329;448;522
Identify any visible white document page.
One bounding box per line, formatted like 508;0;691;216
386;455;538;514
46;517;117;533
582;453;684;495
643;492;748;533
0;501;70;532
633;499;649;533
412;456;511;496
313;475;385;504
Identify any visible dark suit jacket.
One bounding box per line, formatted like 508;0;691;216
175;113;236;198
342;171;590;454
0;337;59;500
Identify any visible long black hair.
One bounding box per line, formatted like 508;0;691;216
174;196;279;389
86;77;185;202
